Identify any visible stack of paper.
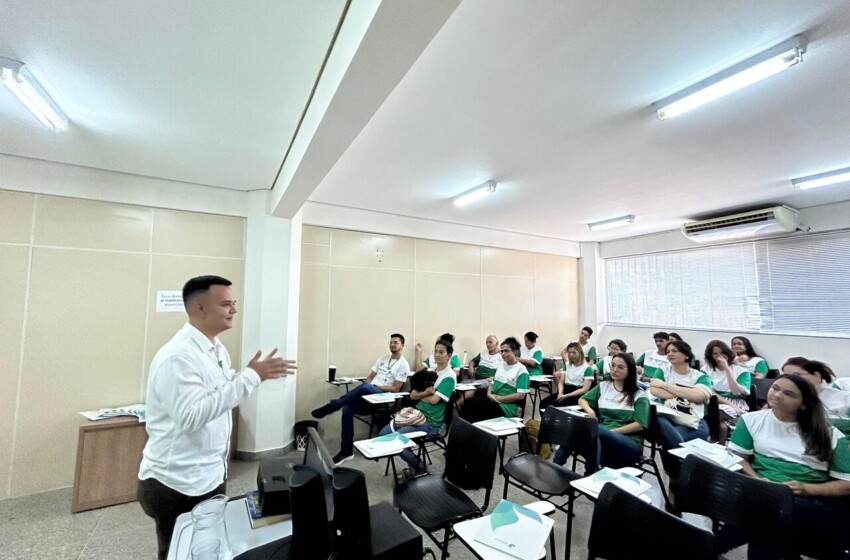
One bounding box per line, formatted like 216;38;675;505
476;417;523;432
473;500;552;559
680;439;742;469
79;404;146;422
572;467;651;499
358;432;411;455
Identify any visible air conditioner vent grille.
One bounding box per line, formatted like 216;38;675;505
684;211;775;233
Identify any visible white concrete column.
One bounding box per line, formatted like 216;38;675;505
237;190;301;455
578;242;605;332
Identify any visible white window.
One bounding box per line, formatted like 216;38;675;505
605;232;850;338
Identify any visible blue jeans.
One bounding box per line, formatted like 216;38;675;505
329;383;385;454
378;422;442;472
656;416;709;479
553;426;642;472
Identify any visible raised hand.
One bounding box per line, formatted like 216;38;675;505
247;348;297;381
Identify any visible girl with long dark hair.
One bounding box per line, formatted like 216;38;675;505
731;335;769;378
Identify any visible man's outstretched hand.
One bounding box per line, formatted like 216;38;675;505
248;348;297;381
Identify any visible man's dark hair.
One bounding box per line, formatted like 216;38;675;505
652;331;670;341
581;326;593;336
391;333;406;345
183;275;232;306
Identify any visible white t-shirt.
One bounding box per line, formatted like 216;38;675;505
820;384;850;420
371;354;410;387
652;365;713;419
702;364;750;397
476;349;505;371
563;362;594;387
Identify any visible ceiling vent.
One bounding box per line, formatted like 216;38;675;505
682;206;800;243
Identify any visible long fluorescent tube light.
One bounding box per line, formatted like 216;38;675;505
791;166;850;190
0;56;68;130
652;35;807;120
452;180;497;206
588;215;635;231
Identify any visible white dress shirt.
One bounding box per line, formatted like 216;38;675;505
138;322;260;495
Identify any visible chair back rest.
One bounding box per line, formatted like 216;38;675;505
289;465;332;560
444;418;498;492
541;357;555;376
751;377;774;407
588;484;716;560
706;395;720;442
332;467;371;559
678;455;795;559
539;407;598;471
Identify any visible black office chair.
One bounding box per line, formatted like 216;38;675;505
502;407;583;559
394;418;499;560
677;455;795;559
766;368;780;379
706;395;720;443
587;483;717;560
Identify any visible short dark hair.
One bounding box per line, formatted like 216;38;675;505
435;338;454;357
182;275;232;306
668;332;683;342
390;333;405;345
438;332;455;344
653;331;670;341
502;337;521;353
665;339;695;363
524;331;538;343
608;339;627;352
581;326;593;336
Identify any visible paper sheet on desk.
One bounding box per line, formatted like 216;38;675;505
473;500;551;560
573;467;651;499
681;439;742;469
80;404;146;422
476;417;523;432
359;432;411;455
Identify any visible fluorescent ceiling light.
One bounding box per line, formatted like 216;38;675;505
452;180;497;206
588;215;635;231
791;166;850;190
0;56;68;130
652;35;807;120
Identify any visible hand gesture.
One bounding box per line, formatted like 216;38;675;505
716;355;729;369
415;342;423;353
248;348;296;382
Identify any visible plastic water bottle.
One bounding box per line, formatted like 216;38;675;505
461;350;468;366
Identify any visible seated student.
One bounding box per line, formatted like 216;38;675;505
540;342;594;410
669;332;698;367
595;339;627;381
636;331;670;383
415;332;461;374
554;352;649;470
517;331;544;377
702;340;751;444
379;339;457;477
577;326;598;365
731;335;769;378
311;333;411;465
460;337;529;422
719;374;850;560
783;357;850;437
649;340;712;496
459;335;504;405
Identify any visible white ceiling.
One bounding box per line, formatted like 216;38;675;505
2;0;850;243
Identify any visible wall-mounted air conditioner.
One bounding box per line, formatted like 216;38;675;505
682;206;800;243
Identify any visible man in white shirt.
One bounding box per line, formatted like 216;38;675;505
137;275;296;560
312;333;410;465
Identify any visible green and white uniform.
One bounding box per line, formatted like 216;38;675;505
416;366;456;428
636;350;668;380
736;356;769;376
819;383;850;437
581;382;650;447
492;362;530;417
562;362;595;392
520;345;544;376
730;409;850;483
581;341;597;363
702;364;751;417
423;354;461;370
471;350;504;379
651;365;713;418
595;355;613;380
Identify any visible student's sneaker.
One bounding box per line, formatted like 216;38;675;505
333;450;354;466
311;404;333;419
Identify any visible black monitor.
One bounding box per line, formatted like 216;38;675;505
302;427;334;518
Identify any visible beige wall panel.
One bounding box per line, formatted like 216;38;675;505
152;209;244;258
415;239;480;275
302;225;330;245
13;249;149;497
0;245;30;499
145;256;245;389
480;276;536;345
302;243;330;265
534;253;578;281
34;195;152;252
535;278;580;352
481;247;534;278
413;272;481;363
0;190;34;244
329;230;414;270
295;264;331;430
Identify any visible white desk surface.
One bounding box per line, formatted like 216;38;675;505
454;513;551;560
167;497;291;560
473;418;524;437
362;392;410;404
353;431;426;459
569;467;652;504
327;376;366;385
668;446;744;471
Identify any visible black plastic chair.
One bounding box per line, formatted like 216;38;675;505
706;395;720;443
416;390;458;472
503;407;583;559
587;483;717;560
636;404;671;509
677;455;795;559
529;358;557;419
394;418;499;560
749;377;774;409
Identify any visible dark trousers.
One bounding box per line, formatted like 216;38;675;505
655;415;709;479
333;383;384;453
137;477;226;560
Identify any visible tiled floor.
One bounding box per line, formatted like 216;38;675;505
0;430;746;560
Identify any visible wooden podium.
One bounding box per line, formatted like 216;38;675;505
71;416;148;512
